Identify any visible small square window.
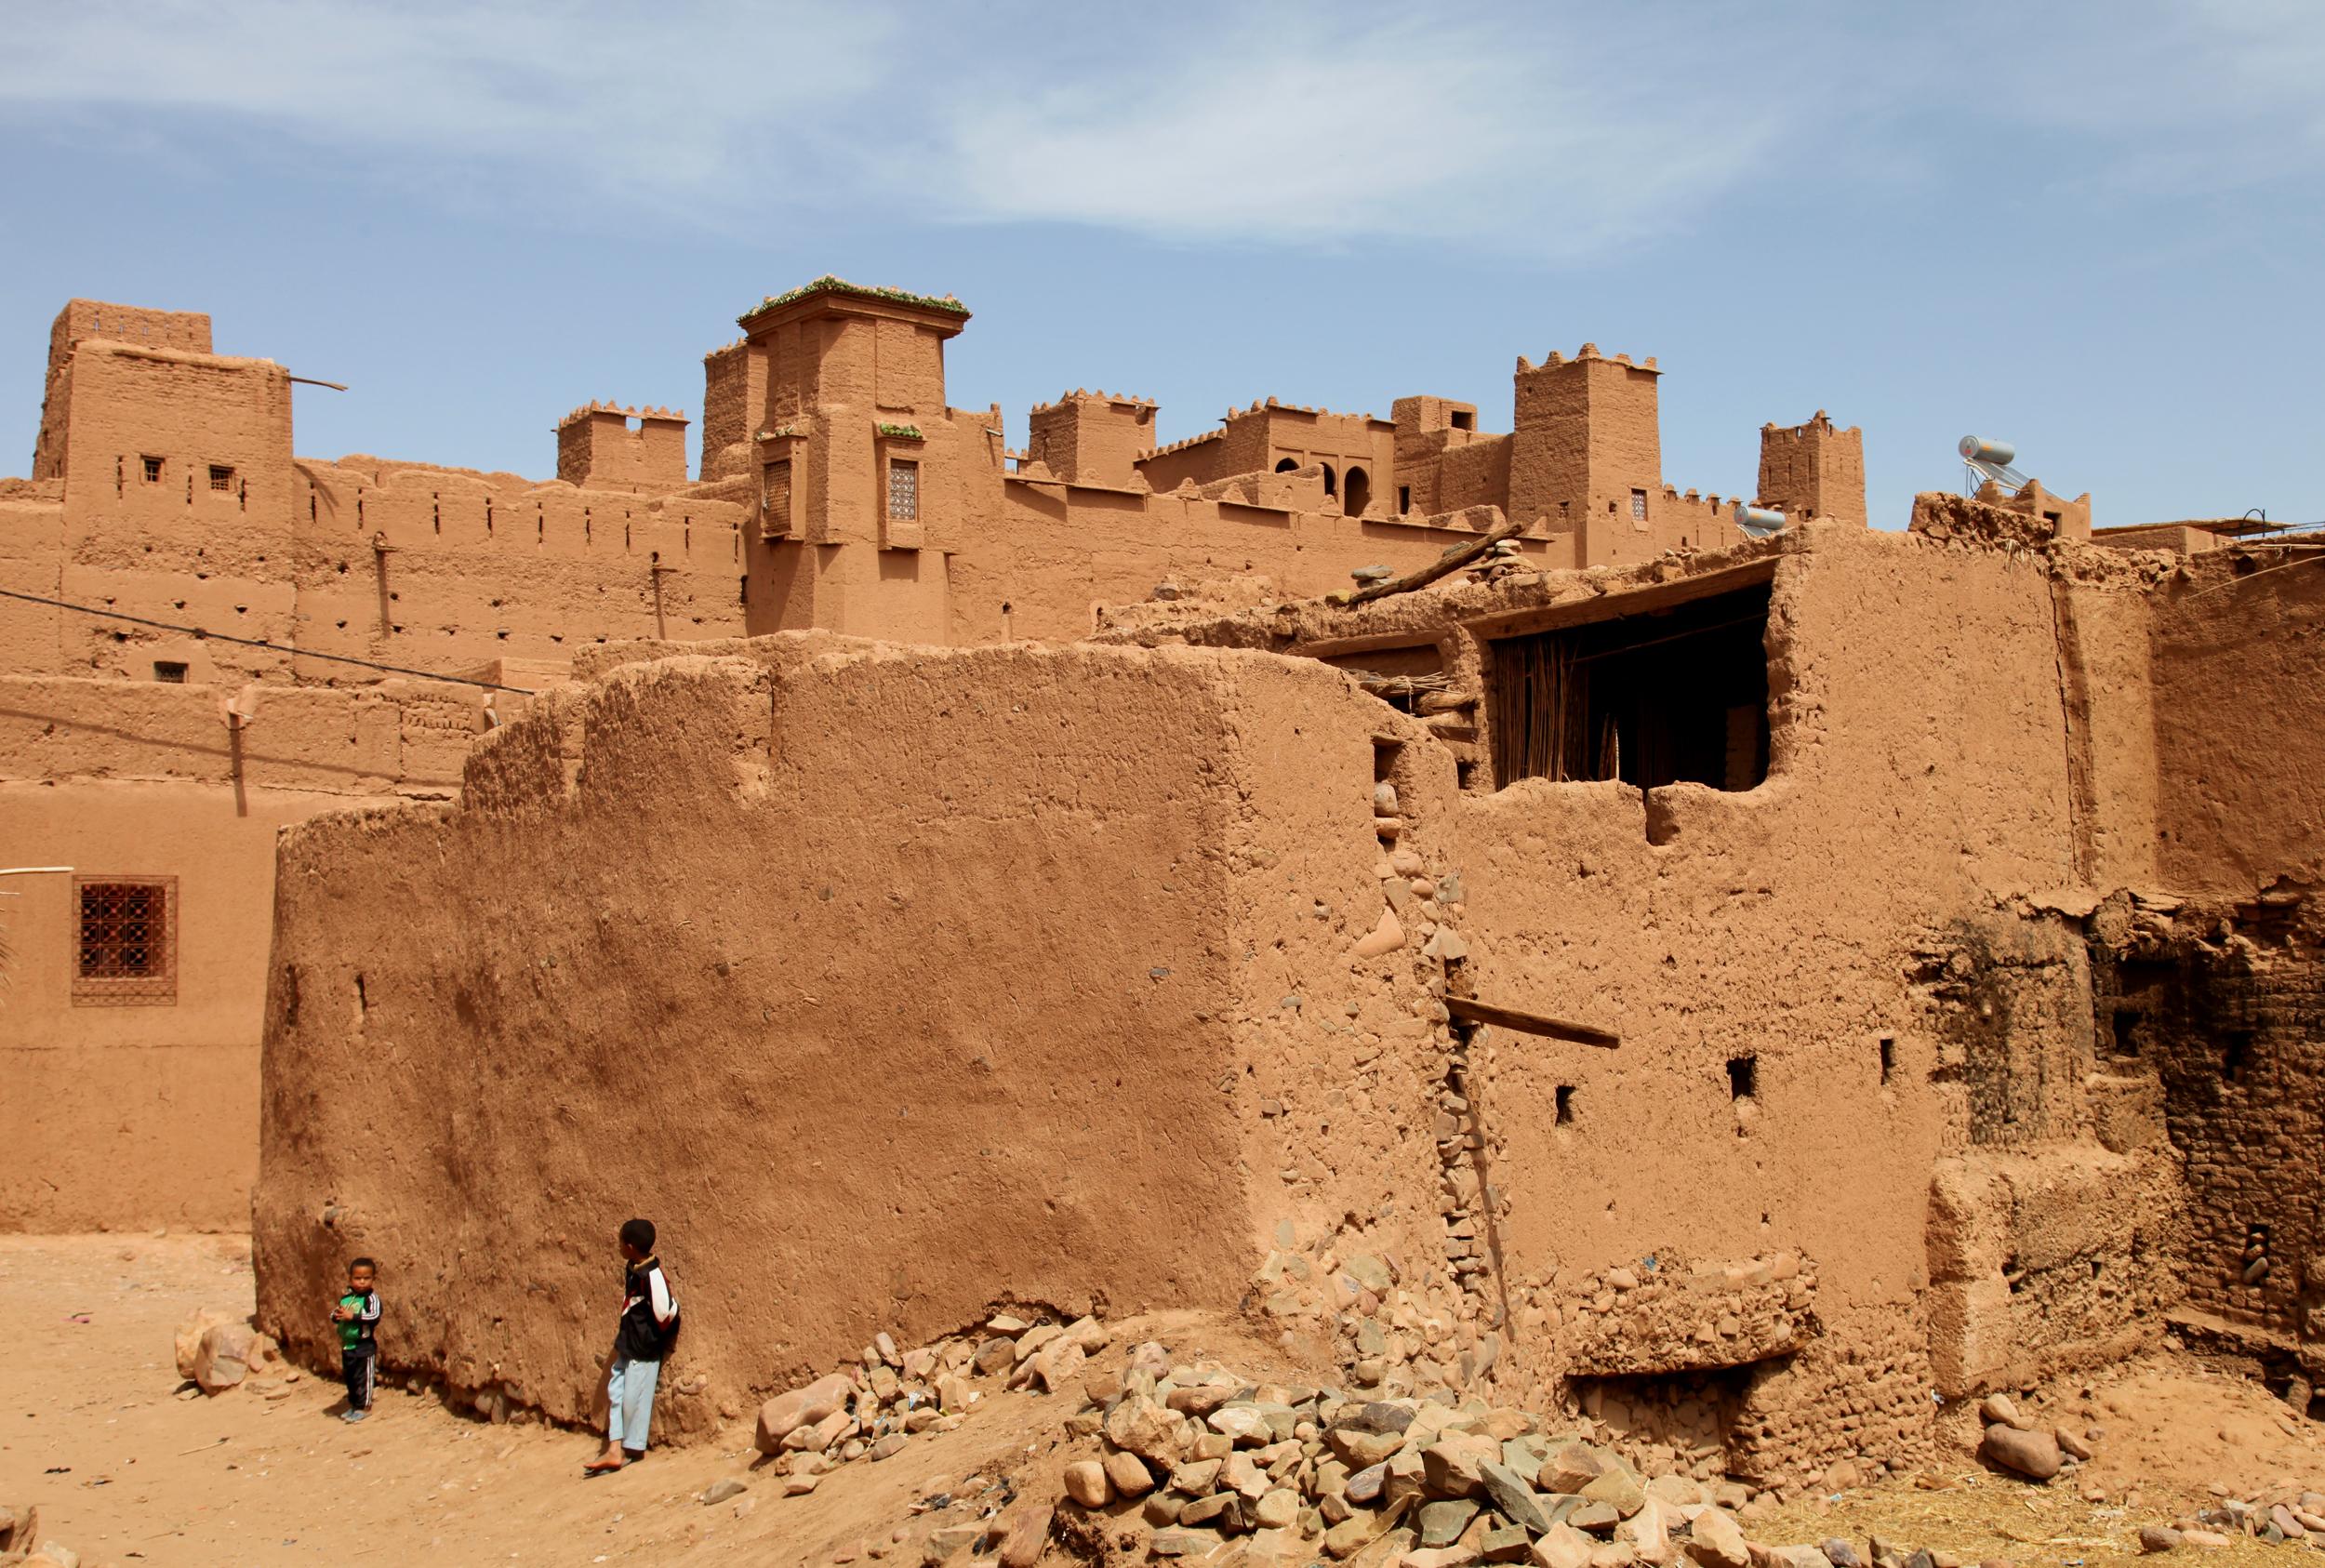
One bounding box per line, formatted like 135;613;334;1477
209;464;234;492
141;456;163;484
73;876;178;1005
1450;410;1475;432
887;458;919;522
1630;488;1649;521
153;661;189;684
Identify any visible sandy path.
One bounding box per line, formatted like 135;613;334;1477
0;1233;1074;1567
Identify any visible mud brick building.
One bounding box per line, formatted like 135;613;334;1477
9;275;2323;1491
1;280;1861;1230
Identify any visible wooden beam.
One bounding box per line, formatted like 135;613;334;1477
1325;512;1529;609
1446;995;1618;1048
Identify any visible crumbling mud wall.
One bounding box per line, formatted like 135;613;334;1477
252;639;1458;1435
1095;521;2199;1488
1442;527;2183;1491
2147;549;2325;892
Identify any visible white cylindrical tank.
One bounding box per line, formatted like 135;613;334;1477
1959;435;2016;465
1733;503;1787;538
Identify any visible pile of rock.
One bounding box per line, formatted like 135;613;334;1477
2140;1486;2325;1551
753;1310;1109;1495
173;1308;298;1399
1463;538;1529;587
0;1502;93;1568
1972;1394;2097;1484
1051;1341;1770;1565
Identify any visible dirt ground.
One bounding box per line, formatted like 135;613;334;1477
0;1234;1088;1567
8;1234;2325;1568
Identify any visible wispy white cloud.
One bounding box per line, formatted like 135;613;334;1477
3;1;2321;256
0;0;895;203
920;8;1799;256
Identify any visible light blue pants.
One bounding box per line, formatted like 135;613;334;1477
607;1355;660;1452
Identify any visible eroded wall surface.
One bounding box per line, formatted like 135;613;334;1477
1095;520;2204;1488
253;641;1459;1431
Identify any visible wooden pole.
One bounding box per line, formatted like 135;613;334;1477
1326;512;1529;609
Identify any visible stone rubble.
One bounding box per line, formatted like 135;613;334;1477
0;1504;91;1568
750;1308;1108;1485
171;1307;296;1398
1029;1336;1993;1568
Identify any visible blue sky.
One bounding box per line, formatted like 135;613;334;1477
1;0;2318;527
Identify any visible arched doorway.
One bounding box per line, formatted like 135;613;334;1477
1274;458;1299;473
1321;463;1337;498
1344;466;1370;516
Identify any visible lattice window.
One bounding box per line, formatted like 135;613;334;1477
760;458;791;538
141;456;163;484
73;876;178;1005
887;459;919;521
209;464;234;491
1630;488;1648;522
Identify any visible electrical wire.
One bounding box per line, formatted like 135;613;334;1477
0;585;537;694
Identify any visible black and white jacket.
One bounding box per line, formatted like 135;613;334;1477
616;1256;679;1362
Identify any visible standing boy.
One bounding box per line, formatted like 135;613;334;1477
331;1257;381;1423
585;1219;678;1473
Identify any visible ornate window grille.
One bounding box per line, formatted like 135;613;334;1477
887;459;919;522
73;876;178;1005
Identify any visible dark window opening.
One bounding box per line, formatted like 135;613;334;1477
2224;1030;2253;1084
1487;579;1774;792
1555;1085;1575;1124
1274;458;1300;473
760;458;791;538
1450;410;1475;432
1879;1035;1895;1084
2108;1006;2143;1057
140;456;163;484
208;464;234;492
1344;465;1370;516
1398;485;1413;514
1727;1055;1757;1100
73;876;177;1005
153;661;188;684
1322;463;1337;498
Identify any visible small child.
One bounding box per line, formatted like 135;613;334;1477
331;1256;381;1423
585;1219;679;1473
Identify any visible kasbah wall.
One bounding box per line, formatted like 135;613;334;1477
13;273;2325;1494
0;277;1869;1233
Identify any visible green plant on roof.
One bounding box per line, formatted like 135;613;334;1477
876;423;924;441
740;276;969;322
